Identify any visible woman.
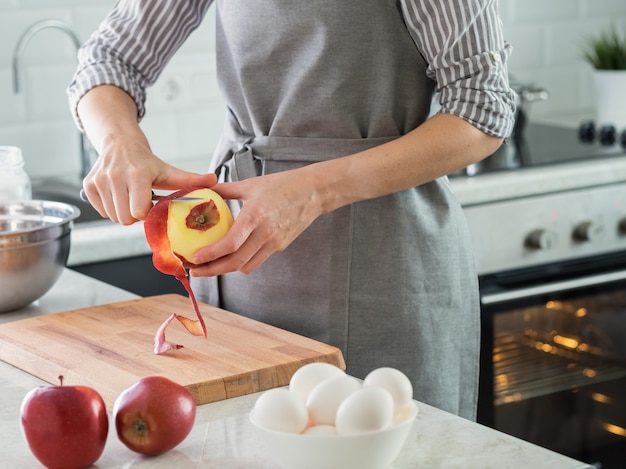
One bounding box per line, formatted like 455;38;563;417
68;0;515;420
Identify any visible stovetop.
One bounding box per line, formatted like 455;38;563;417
448;123;626;275
451;123;626;177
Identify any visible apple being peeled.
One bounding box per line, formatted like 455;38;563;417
113;376;196;456
145;187;234;271
167;187;234;266
20;376;108;469
144;186;234;353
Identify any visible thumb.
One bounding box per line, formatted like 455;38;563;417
157;166;218;190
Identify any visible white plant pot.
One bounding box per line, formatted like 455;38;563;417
592;70;626;129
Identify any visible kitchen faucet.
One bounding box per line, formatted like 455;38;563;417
12;19;96;179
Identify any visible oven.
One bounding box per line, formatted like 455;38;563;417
451;123;626;468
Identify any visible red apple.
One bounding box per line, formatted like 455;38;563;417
144;187;234;353
113;376;196;456
145;187;234;272
166;187;234;265
20;376;108;469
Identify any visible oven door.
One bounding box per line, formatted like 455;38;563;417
477;252;626;466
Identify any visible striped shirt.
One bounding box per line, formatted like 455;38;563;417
67;0;515;138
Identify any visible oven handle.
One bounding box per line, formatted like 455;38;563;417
481;269;626;305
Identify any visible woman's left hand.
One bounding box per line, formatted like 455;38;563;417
188;168;324;276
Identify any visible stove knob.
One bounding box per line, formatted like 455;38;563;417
525;229;558;250
599;125;617;146
573;221;604;242
578;120;595;143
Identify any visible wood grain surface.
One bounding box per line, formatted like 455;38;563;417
0;294;345;408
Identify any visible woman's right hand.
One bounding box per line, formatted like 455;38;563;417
77;85;216;225
81;137;217;225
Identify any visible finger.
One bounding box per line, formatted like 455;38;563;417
237;246;274;274
98;193;119;223
189;242;273;277
128;177;157;221
128;192;155;221
209;180;245;199
113;192;140;225
190;209;254;264
96;178;134;224
190;224;276;276
155;168;218;191
81;185;108;219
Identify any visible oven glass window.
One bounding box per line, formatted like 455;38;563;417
493;289;626;465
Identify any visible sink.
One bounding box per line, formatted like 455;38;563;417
31;177;107;224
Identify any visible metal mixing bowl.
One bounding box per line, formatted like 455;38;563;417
0;200;80;313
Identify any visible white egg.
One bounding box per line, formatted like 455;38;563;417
289;362;345;403
302;424;338;436
335;387;394;435
251;388;309;433
363;367;413;413
306;374;362;426
393;401;419;425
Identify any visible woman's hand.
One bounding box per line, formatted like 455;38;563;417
82;139;217;225
77;85;217;225
189;168;324;276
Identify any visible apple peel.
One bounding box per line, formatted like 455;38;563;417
145;188;209;354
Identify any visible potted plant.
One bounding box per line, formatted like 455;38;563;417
582;26;626;129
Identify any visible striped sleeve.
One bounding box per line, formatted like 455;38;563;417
67;0;213;130
399;0;516;138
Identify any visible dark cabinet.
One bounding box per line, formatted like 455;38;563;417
71;255;187;297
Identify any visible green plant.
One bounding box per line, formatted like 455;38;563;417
582;26;626;70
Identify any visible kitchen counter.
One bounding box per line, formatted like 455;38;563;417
0;269;593;468
449;154;626;207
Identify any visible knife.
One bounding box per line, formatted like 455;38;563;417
79;189;202;203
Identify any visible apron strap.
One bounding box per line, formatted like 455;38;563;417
213;112;400;180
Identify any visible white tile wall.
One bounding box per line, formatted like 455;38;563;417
500;0;626;124
0;0;222;179
0;1;625;180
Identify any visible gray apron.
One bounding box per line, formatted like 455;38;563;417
191;0;480;420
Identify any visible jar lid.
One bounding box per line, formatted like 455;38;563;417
0;146;24;166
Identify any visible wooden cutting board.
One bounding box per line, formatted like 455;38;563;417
0;294;345;409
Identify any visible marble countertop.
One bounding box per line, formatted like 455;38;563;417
0;269;592;468
448;155;626;207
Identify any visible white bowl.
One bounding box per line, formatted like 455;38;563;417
250;401;418;469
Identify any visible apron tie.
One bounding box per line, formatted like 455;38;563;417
212;118;400;182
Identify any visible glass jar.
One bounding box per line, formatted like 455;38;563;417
0;146;32;202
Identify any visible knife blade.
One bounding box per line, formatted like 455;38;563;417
79;189;202;203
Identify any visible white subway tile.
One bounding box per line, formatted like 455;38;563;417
18;0;112;7
0;69;27;125
505;25;546;69
69;5;116;44
581;0;626;17
0;1;19;11
0;120;81;178
509;0;582;23
23;64;77;120
139;114;178;161
176;107;226;162
545;21;612;67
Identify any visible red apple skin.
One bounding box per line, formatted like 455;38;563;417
20;384;108;469
113;376;196;456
